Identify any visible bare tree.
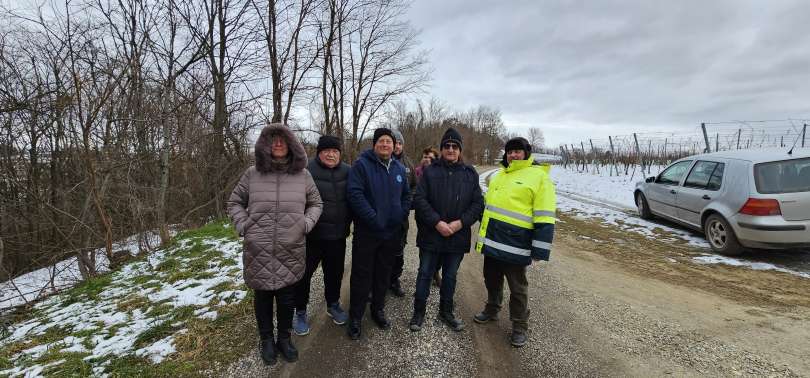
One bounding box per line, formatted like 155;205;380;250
344;0;428;159
527;127;545;151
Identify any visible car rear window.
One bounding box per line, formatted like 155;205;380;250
754;157;810;194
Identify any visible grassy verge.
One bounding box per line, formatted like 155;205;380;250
0;220;258;377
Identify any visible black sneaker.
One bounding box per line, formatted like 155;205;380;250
276;337;299;362
389;282;405;297
259;339;277;366
473;311;498;324
347;318;362;340
370;310;391;330
510;331;528;347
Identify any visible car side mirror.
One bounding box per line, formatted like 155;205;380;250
646;176;656;183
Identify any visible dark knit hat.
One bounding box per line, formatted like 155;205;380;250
440;128;463;150
316;135;342;153
501;137;532;167
373;128;396;146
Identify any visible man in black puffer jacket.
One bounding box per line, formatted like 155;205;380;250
294;135;352;336
409;128;484;332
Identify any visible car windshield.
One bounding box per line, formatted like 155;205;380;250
754;157;810;194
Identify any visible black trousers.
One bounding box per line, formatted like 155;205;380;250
254;283;296;341
349;231;400;320
482;256;530;333
389;223;408;286
295;237;347;311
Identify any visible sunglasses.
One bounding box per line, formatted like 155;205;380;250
442;143;460;150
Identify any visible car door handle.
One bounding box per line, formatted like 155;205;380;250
702;195;711;200
670;190;677;194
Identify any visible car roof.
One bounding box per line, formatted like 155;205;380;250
677;147;810;164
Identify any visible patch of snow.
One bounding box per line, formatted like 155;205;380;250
134;335;176;364
693;255;810;279
1;228;178;311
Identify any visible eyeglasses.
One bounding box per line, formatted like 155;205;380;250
442;143;460;151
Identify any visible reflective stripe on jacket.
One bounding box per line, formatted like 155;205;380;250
476;155;556;265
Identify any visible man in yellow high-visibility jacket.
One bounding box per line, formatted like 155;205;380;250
473;137;556;348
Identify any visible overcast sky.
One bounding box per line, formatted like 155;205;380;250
407;0;810;147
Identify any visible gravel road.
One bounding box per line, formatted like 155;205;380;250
223;212;810;377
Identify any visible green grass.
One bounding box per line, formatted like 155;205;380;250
38;351;93;377
62;275;113;305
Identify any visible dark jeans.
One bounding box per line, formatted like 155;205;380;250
414;249;464;302
390;225;407;286
254;283;296;341
295;237;347;311
349;231;400;319
482;256;530;333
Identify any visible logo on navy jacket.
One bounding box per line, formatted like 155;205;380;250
396;174;402;183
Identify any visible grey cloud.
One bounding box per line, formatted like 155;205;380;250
409;0;810;145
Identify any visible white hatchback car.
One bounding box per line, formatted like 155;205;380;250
634;148;810;255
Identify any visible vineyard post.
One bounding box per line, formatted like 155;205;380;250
701;123;711;153
579;141;590;173
736;129;741;149
634;133;643;173
589;139;599;174
715;133;719;152
662;138;668;166
781;135;784;148
608;135;616;176
803;124;807;148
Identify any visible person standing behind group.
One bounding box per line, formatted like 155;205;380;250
227;123;323;365
293;135;352;336
414;147;438;181
389;130;416;297
414;146;441;287
409;128;484;332
473;136;556;348
346;128;411;340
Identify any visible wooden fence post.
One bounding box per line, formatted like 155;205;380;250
701;123;711;153
634;133;643;173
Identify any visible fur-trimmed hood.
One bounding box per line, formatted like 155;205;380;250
255;123;308;174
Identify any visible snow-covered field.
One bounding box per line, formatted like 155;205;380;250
0;222;247;377
481;164;810;279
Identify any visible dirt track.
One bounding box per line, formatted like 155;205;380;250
223;210;810;377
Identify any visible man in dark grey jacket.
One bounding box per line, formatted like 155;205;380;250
294;135;352;336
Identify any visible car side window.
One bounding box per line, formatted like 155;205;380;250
656;161;693;185
684;161;725;191
706;163;725;190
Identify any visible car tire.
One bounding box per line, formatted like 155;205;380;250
635;192;653;220
703;214;744;256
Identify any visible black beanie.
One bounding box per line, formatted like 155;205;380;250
373;128;396;146
316;135;341;153
501;137;532;167
440;128;463;150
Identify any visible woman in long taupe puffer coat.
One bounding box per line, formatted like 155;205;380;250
227;123;323;366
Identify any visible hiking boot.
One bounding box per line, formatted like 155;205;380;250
293;310;310;336
438;300;464;332
389;280;405;297
276;336;299;362
510;331;528;347
347;318;361;340
370;309;391;330
259;339;277;366
408;299;427;332
473;311;498;324
326;302;348;325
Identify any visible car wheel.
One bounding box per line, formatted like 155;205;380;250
635;192;653;220
704;214;744;256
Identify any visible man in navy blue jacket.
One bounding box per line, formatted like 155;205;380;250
346;128;410;340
